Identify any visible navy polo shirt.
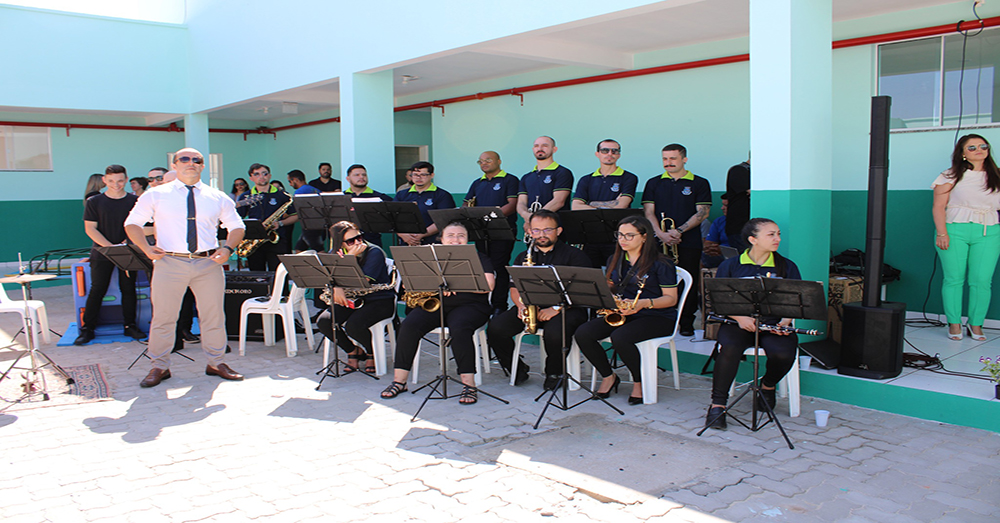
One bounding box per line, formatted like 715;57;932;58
641;171;712;249
466;170;519;229
573;167;638;206
395;183;456;244
607;255;678;319
519;162;574;212
717;250;801;323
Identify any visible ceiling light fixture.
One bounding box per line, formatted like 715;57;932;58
401;75;420;85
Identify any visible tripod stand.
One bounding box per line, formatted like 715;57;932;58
509;265;625;428
394;244;509;422
696;277;825;449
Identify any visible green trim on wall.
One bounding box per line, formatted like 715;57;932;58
1;200;91;262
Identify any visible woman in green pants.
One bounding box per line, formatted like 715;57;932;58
932;134;1000;341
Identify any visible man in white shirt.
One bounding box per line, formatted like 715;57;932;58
125;148;246;388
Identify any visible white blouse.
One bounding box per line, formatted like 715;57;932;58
931;170;1000;226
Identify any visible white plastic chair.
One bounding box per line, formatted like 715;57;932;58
729;339;801;418
510;328;582;391
411;324;488;386
322;258;399;376
591;267;693;405
238;264;314;358
0;283;51;346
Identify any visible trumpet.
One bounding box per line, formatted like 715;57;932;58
596;275;647;326
523;196;543;243
660;214;679;264
403;290;441;312
520;237;538;334
463;196;476;208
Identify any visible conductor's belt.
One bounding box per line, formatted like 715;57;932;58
164;249;217;259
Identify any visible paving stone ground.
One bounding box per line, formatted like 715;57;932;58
1;286;999;522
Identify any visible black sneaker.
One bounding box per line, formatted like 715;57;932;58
679;328;695;337
543;375;561;391
124;325;146;340
73;328;95;346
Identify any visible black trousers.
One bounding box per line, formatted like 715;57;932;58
394;302;491;375
677;246;701;331
475;239;514;311
711;323;797;405
82;250;137;330
247;241;287;272
574;314;675;382
315;298;395;356
487;307;588;376
173;289;196;352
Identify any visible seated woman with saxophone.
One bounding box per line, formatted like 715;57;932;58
315;221;396;375
381;220;496;404
704;218;801;430
573;215;678;405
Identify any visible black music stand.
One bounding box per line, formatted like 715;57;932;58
278;253;375;388
428;208;516;242
353;201;427;237
293;193;354;250
558;209;643;245
393;244;509;422
696;277;826;449
509;265;625;428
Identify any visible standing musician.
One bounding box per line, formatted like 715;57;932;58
704;218;801;430
315;221;396;375
381;221;496;405
343;163;393;247
642;143;712;337
516;136;574;235
238;163;297;271
486;209;592;389
124;148;246;388
574;215;678;405
465;151;519;313
572;139;639;269
394;161;456;246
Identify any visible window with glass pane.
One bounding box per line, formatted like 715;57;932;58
0;126;53;171
878;37;942;129
943;29;1000;127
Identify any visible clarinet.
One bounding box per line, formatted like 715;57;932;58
707;315;823;336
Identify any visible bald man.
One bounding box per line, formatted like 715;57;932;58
464;151;519;313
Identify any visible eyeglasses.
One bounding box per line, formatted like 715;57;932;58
476;159;495;165
252;171;270;177
598;148;621;155
149;175;164;182
966;144;990;152
614;231;641;241
176;156;204;164
410;172;431;177
342;235;364;246
529;227;558;235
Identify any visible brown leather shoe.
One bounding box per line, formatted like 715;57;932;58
206;363;244;381
140;368;171;388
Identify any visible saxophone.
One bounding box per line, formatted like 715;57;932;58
320;267;398;308
520;237;538;334
236;196;294;258
402;291;441;312
660;214;680;264
597;275;648;327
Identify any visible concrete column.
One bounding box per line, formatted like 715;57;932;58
749;0;833;289
183;113;210;154
339;70;395;191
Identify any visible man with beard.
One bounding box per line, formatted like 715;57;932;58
516;136;574;238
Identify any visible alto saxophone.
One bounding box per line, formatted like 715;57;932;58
236;195;294;258
597;275;648;327
320;266;398;309
660;214;680;264
520;237;538;334
402;290;440;312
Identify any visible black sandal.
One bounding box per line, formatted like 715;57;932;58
380;381;408;399
344;350;367;374
458;385;478;405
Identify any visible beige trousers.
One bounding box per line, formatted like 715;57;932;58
147;256;227;369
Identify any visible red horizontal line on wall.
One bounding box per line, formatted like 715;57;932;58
4;16;997;134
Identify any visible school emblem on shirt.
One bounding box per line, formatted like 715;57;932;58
269;197;278;206
610;182;620;193
681;186;692;196
543;175;552;184
493;183;501;191
425;198;434;206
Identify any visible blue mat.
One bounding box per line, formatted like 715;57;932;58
58;319;200;346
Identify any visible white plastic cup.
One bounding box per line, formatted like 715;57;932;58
799;355;812;369
815;409;830;427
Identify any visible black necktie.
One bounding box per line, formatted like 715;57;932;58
186;185;198;253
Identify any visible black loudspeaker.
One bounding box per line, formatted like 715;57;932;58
224;271;284;342
838;301;905;379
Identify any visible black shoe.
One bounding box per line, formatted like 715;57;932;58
74;328;95;346
706;406;727;429
513;363;530;386
124;325;146;340
757;387;777;412
225;345;232;354
543;375;561;391
180;329;200;343
592;374;621;400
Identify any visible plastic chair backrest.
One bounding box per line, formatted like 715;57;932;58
672;267;693;337
264;264;289;310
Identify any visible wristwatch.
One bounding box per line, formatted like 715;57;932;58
552;305;562;311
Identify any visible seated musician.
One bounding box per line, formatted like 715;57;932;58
315;221;396;375
486;209;592;389
381;220;496;405
705;218;801;430
573;215;678;405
